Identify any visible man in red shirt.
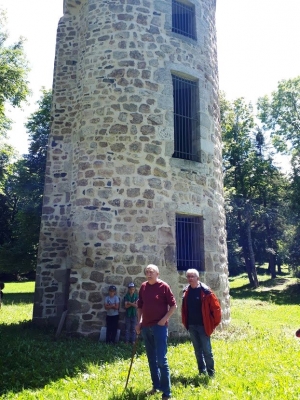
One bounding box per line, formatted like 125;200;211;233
136;264;177;400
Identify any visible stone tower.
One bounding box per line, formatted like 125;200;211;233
33;0;229;338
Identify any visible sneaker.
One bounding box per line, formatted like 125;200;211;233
146;388;158;396
162;396;173;400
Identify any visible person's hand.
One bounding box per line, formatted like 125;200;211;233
157;318;166;326
135;322;141;334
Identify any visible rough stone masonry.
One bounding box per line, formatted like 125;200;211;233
33;0;230;339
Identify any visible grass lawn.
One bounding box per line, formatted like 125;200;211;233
0;267;299;399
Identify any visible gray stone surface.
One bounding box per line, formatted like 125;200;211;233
33;0;230;338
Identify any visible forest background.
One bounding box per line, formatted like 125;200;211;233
0;6;300;288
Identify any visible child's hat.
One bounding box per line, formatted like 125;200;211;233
109;285;117;291
128;282;135;288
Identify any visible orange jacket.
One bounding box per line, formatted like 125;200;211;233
181;283;221;336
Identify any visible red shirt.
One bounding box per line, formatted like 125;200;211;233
137;279;177;327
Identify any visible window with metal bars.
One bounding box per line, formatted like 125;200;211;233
176;214;204;271
172;0;196;40
172;74;200;162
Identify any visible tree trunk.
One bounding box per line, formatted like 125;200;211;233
268;256;276;279
276;260;282;274
238;202;259;288
245;257;255;287
245;212;259;288
265;216;277;279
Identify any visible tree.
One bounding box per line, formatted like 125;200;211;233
24;89;51;183
257;76;300;275
0;9;31;277
257;76;300;154
0;91;51;276
220;94;259;287
0;10;30;137
0;159;40;275
0;142;14;191
221;93;289;286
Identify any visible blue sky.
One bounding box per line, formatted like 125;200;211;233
2;0;300;159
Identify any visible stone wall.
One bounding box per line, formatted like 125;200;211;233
33;0;230;338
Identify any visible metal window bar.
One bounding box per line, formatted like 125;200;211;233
176;215;202;270
172;0;196;40
172;75;199;161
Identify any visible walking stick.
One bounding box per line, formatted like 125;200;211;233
124;334;139;391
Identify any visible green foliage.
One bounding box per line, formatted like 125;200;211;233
220;92;296;282
0;10;30;137
0;9;32;275
0;91;51;275
257;76;300;154
288;225;300;277
0;142;15;193
0;160;39;274
0;273;299;399
24;89;51;181
257;76;300;272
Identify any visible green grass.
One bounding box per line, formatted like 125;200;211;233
0;268;299;399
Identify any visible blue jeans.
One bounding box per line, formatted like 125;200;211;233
125;315;137;343
141;325;171;397
188;325;215;375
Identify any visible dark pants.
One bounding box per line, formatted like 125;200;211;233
106;315;119;343
125;315;137;343
189;324;215;376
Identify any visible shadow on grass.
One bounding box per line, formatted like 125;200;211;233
172;373;210;388
2;292;34;304
106;374;210;400
0;320;147;397
108;387;149;400
230;278;300;305
0;318;190;398
228;267;290;283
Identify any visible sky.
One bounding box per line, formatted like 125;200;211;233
2;0;300;156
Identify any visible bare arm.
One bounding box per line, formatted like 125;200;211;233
135;308;143;334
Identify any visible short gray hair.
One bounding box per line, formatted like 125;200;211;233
144;264;159;274
186;268;199;278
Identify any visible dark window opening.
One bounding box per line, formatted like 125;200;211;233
172;74;200;162
172;0;196;40
176;214;204;271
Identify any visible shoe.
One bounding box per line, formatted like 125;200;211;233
146;388;158;396
162;396;173;400
208;370;215;378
